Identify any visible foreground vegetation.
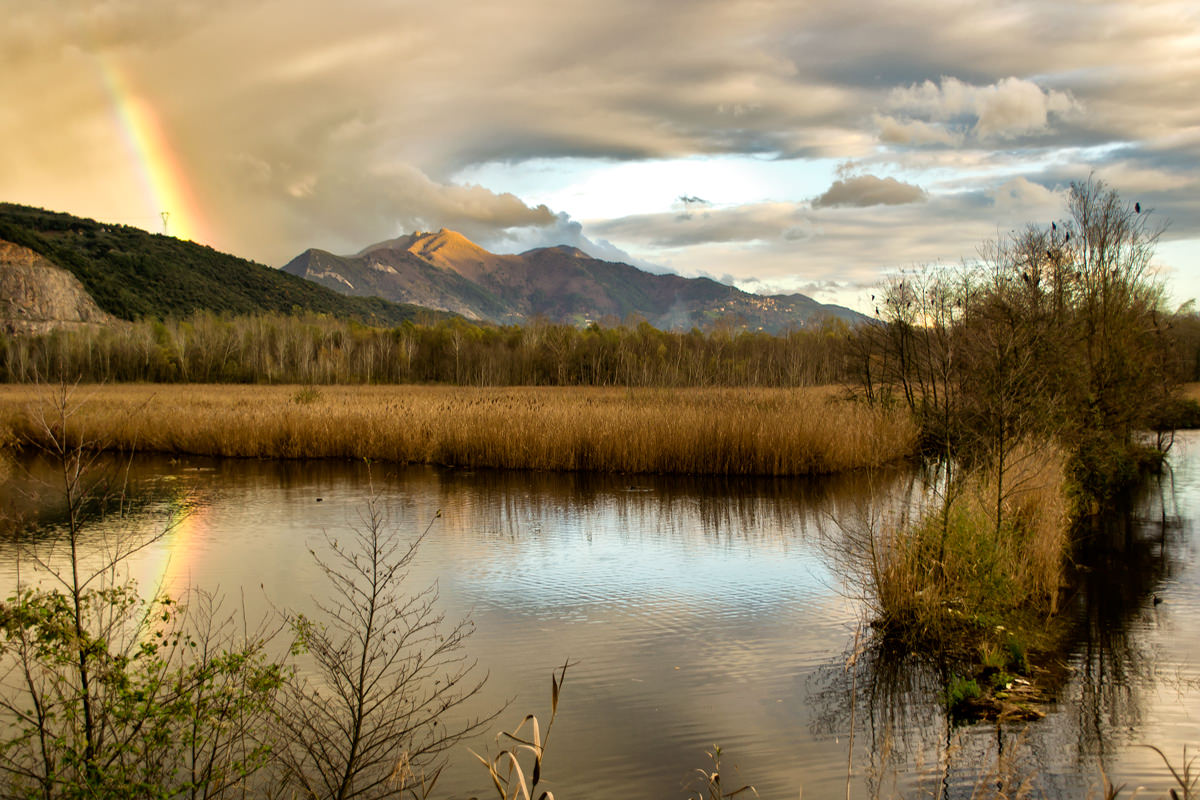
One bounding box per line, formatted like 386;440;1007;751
0;389;492;799
0;384;917;476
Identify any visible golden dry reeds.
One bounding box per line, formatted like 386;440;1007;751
0;384;918;476
857;441;1070;637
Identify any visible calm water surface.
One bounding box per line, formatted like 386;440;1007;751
2;435;1198;798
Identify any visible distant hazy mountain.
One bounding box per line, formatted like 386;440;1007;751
0;203;449;326
283;229;867;332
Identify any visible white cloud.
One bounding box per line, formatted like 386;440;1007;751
987;177;1063;211
887;76;1079;140
478;211;653;268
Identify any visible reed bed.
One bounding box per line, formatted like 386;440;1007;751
859;440;1070;641
0;384;917;476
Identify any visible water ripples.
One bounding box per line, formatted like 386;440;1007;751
3;444;1200;798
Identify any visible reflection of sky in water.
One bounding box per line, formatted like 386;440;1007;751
2;442;1199;799
456;505;833;614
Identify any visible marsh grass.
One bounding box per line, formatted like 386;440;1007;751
851;442;1069;649
0;384;917;476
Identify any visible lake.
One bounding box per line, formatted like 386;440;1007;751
1;433;1198;798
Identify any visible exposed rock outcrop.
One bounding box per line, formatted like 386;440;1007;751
0;240;111;334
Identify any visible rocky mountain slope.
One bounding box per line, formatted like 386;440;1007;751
283;229;866;332
0;240;112;334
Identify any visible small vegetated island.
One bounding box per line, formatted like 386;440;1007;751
0;178;1199;796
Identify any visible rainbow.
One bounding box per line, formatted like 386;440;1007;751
97;58;213;246
131;496;212;601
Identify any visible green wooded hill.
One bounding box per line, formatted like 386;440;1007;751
0;203;449;325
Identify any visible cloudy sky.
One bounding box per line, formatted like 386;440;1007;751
3;0;1198;311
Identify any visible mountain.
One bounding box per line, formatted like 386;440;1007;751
0;204;450;326
283;229;867;332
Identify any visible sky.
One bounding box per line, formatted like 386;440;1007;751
2;0;1199;313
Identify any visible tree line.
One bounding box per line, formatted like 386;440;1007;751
0;314;852;387
833;179;1200;701
848;177;1197;501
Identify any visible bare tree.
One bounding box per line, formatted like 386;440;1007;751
859;177;1175;503
274;490;493;800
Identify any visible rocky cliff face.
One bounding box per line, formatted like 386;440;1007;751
0;240;111;334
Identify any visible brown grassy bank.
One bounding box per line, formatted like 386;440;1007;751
0;384;918;476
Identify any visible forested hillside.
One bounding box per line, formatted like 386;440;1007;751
0;204;447;326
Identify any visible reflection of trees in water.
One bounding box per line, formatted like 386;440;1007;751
0;452;197;550
811;634;950;799
8;451;922;553
810;634;1051;799
813;462;1194;798
1057;465;1193;775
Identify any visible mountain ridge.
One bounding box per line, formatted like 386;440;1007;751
283;229;867;332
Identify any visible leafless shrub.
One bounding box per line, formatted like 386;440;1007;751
273;492;493;800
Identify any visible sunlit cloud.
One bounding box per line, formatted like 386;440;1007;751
812;175;927;208
2;0;1198;309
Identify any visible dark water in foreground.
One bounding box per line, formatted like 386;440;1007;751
1;434;1198;798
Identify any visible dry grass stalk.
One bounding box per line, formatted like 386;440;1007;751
690;745;758;800
471;661;571;800
0;384;918;476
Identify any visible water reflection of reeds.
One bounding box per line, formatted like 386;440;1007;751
0;453;203;589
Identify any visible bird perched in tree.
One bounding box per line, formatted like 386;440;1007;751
1135;202;1141;213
